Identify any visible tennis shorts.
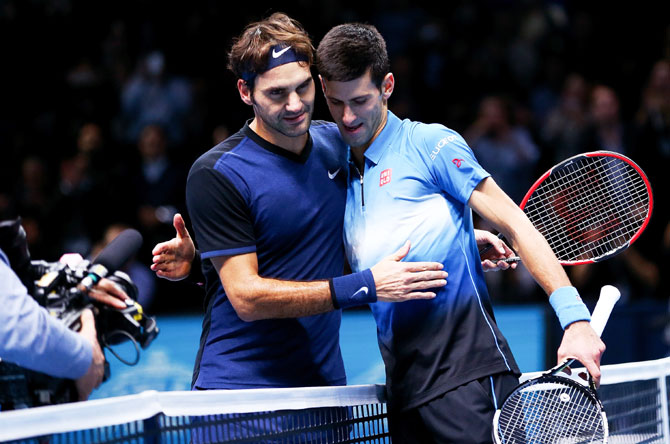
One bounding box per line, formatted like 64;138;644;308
388;371;519;443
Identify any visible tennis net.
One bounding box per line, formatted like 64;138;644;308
0;357;668;443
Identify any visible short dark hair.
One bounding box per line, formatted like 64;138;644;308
316;23;390;88
227;13;314;87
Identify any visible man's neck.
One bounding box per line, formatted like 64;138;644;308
351;146;366;173
350;109;389;174
249;118;308;155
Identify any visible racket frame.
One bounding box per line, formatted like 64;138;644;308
492;366;609;444
488;150;653;266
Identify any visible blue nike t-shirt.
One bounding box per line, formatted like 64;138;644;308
344;111;520;409
186;120;348;390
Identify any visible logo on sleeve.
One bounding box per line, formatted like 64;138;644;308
380;169;392;186
452;158;464;168
430;135;458;160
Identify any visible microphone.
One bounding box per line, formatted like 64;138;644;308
79;229;143;293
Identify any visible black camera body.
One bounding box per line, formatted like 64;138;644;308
0;219;159;409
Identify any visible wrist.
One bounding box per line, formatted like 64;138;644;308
329;269;377;309
549;286;591;330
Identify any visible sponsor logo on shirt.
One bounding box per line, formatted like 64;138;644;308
452;158;463;168
380;169;392;186
430;135;457;160
328;167;341;179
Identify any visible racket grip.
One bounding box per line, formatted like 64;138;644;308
478;232;505;256
589;285;621;337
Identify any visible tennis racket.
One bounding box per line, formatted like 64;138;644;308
484;151;653;265
492;285;621;444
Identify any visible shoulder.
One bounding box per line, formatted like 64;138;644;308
189;129;248;178
309;120;347;168
310;119;339;132
309;120;344;144
400;119;468;155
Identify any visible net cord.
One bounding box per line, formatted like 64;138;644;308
0;384;386;442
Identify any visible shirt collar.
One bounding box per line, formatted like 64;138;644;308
242;120;312;164
362;110;401;166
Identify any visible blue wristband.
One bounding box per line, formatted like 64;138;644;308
549;286;591;329
329;270;377;309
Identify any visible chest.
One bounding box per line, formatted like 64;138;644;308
248;154;346;248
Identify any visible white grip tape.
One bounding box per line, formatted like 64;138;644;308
589;285;621;337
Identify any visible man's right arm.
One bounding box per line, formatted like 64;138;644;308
0;257;104;399
212;240;447;321
152;215;448;319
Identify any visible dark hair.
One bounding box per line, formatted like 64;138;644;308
316;23;390;88
227;12;314;87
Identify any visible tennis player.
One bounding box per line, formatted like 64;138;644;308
315;23;606;443
174;13;450;396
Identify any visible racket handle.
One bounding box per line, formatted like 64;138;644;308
589;285;621;337
490;256;521;264
478;232;505;256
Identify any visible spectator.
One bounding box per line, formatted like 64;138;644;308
626;59;670;300
119;50;193;148
52;123;116;256
130;124;186;256
581;85;633;155
541;73;591;165
464;95;541;205
10;157;56;259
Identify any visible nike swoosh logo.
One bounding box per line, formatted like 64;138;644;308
352;286;369;299
328;168;341;179
272;46;291;58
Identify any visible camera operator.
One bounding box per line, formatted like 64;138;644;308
0;247;105;402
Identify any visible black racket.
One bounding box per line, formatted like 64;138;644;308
492;285;621;444
484;151;653;265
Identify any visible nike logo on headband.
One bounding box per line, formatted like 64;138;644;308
272;46;292;58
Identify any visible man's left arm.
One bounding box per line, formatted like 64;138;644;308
468;176;606;384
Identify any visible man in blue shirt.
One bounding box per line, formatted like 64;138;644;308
316;23;605;443
0;248;105;404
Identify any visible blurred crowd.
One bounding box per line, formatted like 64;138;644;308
1;0;669;312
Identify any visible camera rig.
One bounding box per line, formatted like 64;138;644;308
0;219;159;409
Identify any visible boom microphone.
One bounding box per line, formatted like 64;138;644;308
79;229;143;292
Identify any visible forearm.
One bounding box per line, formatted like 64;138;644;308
504;219;571;295
471;178;590;330
0;265;92;379
214;254;376;321
470;178;571;295
226;275;335;321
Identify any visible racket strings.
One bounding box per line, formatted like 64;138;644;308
523;156;650;263
498;381;606;443
536;160;647;243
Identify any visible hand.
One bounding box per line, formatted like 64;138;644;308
75;309;105;401
370;240;447;302
557;320;606;387
88;278;130;309
475;229;517;272
151;213;196;281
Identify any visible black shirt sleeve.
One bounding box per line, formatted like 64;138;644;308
185;163;256;259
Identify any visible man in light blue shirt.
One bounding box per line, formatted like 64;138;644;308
0;248;105;405
316;23;605;443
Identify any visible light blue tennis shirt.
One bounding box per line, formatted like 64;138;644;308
343;111;519;410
